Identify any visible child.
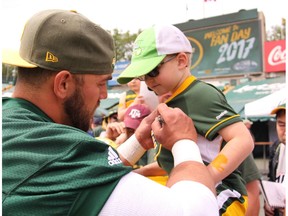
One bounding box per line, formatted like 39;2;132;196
117;78;143;121
117;24;254;215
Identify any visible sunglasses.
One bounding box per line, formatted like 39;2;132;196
137;55;177;81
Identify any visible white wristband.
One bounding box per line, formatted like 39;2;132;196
172;139;203;166
117;134;146;165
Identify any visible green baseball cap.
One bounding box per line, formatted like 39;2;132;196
271;103;286;115
117;25;192;84
3;9;115;74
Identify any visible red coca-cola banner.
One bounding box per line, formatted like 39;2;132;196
264;40;286;72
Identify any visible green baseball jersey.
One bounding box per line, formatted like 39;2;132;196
156;76;247;214
125;89;137;107
2;97;132;216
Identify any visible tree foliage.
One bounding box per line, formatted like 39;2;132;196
110;29;142;61
266;18;286;41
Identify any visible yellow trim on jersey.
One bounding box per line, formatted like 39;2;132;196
125;93;137;107
205;114;240;139
148;176;168;186
165;75;197;103
126;100;134;107
222;195;248;216
154;144;162;161
126;94;137;100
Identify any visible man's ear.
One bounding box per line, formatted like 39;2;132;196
53;70;73;99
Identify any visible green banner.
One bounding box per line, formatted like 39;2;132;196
184;20;263;78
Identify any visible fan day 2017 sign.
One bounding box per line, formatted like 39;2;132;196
175;9;265;78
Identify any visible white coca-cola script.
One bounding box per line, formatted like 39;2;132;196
268;45;286;66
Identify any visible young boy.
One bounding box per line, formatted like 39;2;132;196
117;24;254;215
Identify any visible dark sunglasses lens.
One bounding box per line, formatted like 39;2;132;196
147;68;159;77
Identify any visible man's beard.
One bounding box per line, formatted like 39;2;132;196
64;86;91;132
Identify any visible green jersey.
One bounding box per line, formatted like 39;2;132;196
2;97;132;216
156;76;247;215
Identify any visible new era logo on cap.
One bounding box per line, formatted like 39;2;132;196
45;52;58;63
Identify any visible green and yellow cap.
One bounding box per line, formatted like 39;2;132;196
117;25;192;84
271;103;286;115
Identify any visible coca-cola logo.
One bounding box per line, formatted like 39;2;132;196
268;45;286;66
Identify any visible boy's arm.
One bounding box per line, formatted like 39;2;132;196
207;121;254;183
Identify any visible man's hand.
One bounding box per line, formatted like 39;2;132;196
151;103;197;150
134;108;158;150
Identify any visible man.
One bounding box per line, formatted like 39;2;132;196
2;9;218;215
264;103;286;216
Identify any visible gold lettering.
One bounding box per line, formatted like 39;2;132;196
230;27;252;42
210;34;229;46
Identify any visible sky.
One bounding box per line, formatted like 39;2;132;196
1;0;286;50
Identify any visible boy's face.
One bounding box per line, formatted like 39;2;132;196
144;53;188;96
276;110;286;145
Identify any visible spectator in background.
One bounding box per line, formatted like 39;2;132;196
105;109;119;124
264;103;286;216
88;115;104;137
93;116;104;136
99;109;119;138
117;78;144;121
98;104;153;169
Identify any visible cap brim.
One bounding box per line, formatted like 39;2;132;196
124;119;139;130
2;49;37;68
271;106;286;114
117;55;165;84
